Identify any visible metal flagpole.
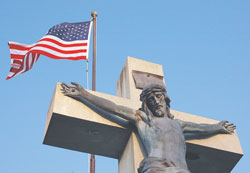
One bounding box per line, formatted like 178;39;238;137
86;60;89;90
91;11;97;91
87;60;89;173
90;10;97;173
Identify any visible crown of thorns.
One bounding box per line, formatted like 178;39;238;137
140;84;168;102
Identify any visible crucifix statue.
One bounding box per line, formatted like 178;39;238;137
61;80;235;173
43;57;243;173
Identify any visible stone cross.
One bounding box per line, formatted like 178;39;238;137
43;57;243;173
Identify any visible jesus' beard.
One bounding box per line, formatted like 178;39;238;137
154;109;165;117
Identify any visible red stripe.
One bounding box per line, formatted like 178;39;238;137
29;50;87;60
33;44;87;54
7;72;18;80
8;63;24;79
29;54;36;69
13;59;22;65
33;54;40;63
39;38;88;47
10;67;20;73
9;38;87;52
10;54;25;60
9;43;31;51
24;54;29;72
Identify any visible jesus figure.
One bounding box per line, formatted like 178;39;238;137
61;82;235;173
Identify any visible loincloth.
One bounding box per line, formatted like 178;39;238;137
138;157;191;173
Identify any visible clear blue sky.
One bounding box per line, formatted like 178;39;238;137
0;0;249;172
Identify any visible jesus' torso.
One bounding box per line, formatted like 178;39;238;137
136;111;188;170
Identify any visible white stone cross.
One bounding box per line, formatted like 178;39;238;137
43;57;243;173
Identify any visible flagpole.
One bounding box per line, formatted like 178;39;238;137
91;11;97;91
90;10;97;173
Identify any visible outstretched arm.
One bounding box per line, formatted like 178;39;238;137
177;120;236;134
61;82;137;124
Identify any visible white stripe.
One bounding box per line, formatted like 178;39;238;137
21;54;27;73
34;54;39;62
10;49;28;55
8;72;14;77
41;35;89;44
10;41;87;55
36;41;87;50
9;41;33;47
28;53;33;68
12;65;21;69
30;47;88;57
85;20;93;60
15;54;27;75
9;34;89;49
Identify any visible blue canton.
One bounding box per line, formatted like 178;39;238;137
47;21;91;41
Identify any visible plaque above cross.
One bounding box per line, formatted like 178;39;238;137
43;57;243;173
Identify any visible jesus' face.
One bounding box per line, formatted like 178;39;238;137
146;91;168;117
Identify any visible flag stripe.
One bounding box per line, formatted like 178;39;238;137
13;59;22;65
10;49;28;55
10;43;87;55
29;49;87;60
36;42;87;50
31;44;87;54
29;46;88;57
29;54;35;69
25;54;30;72
39;37;88;47
10;68;19;73
9;44;31;50
41;35;89;44
10;54;24;59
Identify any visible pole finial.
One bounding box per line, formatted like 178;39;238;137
91;11;98;18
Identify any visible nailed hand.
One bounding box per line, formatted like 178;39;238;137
61;82;83;98
217;120;236;134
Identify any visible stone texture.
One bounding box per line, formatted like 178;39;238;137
43;84;138;159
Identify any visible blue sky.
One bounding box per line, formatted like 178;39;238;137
0;0;249;172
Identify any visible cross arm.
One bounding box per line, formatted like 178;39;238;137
176;119;236;134
61;82;137;124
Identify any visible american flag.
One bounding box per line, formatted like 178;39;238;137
7;21;92;80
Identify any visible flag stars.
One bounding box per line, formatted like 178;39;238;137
47;21;90;41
